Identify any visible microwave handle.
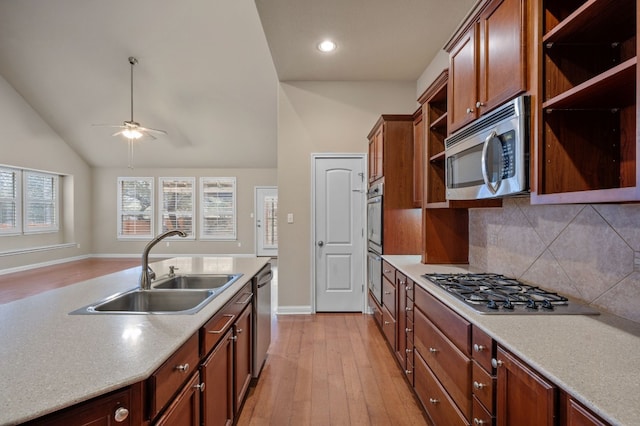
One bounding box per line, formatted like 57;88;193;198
481;131;501;195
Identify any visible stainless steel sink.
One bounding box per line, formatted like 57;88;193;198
69;289;217;315
152;273;242;291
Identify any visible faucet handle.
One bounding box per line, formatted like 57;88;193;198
147;266;156;281
169;266;179;276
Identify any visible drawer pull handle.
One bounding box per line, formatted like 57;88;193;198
194;383;206;392
384;291;391;295
236;293;253;305
473;381;486;390
473;343;486;352
429;347;438;353
207;314;235;334
474;418;486;425
429;398;439;404
114;407;129;422
175;363;190;373
491;358;504;368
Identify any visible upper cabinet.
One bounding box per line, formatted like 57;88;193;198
412;107;424;208
446;0;529;134
532;0;639;203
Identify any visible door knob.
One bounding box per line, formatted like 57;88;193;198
318;241;324;247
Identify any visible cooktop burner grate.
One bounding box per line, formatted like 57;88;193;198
422;273;599;315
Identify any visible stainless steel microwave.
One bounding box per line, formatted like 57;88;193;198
445;95;530;200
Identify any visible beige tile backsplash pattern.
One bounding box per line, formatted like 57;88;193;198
468;198;640;323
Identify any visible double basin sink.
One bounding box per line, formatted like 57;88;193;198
70;273;243;315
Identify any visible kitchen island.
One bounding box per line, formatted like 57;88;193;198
0;256;270;425
383;255;640;426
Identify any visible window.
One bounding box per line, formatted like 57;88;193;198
0;167;20;235
23;171;59;233
117;177;154;239
159;177;195;237
200;177;236;240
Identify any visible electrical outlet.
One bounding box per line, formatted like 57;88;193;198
287;213;294;224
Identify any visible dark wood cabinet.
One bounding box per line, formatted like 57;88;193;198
495;346;556;426
396;271;408;367
24;387;140;426
563;395;609;426
446;0;529;134
412;107;424;208
201;328;234;426
234;305;253;413
533;0;639;203
154;372;202;426
367;115;421;255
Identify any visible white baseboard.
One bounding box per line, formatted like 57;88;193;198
0;254;90;276
276;305;313;315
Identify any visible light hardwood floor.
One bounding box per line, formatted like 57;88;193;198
0;259;428;425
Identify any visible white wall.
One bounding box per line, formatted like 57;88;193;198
277;81;417;310
0;75;91;270
92;167;276;256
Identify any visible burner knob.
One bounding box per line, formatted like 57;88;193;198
487;300;499;310
541;300;554;310
502;300;514;310
526;300;538;310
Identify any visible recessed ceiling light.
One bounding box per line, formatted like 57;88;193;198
317;40;337;53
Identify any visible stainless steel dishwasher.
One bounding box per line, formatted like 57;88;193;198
252;262;272;378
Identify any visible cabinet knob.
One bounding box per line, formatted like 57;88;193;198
399;280;406;285
491;358;504;368
405;369;413;375
476;101;485;108
230;335;238;341
473;343;485;352
405;328;412;333
383;269;392;273
429;398;439;404
175;363;190;373
405;307;413;312
384;321;391;326
405;286;413;291
473;418;486;425
473;381;486;390
429;347;438;353
194;383;206;392
114;407;129;422
466;107;475;114
237;328;243;334
406;348;413;353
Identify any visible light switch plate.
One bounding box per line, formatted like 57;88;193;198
287;213;294;223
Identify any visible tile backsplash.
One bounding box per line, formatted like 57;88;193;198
468;198;640;323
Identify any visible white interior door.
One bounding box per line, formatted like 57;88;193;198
313;155;366;312
255;187;278;257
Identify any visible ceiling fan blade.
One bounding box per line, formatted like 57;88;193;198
92;123;126;129
138;126;168;136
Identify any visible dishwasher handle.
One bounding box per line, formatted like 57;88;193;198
256;269;273;288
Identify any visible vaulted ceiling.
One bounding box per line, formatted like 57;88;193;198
0;0;475;169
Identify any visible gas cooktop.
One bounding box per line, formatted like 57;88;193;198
422;273;599;315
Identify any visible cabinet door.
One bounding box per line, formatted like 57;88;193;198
495;347;555;426
368;137;376;183
396;272;407;367
412;109;424;207
154;372;202;426
448;24;478;133
234;305;253;413
201;329;234;426
477;0;526;113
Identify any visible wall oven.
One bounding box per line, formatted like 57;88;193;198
445;95;530;200
367;182;383;304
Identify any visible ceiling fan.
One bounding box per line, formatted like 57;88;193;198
94;56;167;141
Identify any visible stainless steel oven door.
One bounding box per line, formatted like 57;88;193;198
367;195;382;253
367;250;382;305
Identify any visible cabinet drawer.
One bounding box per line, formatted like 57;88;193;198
382;260;395;284
201;283;253;357
406;297;414;322
472;326;495;373
406;277;415;301
414;351;468;426
382;276;396;319
149;333;200;419
472;396;494;426
415;285;471;355
472;361;495;413
381;305;396;350
415;307;471;419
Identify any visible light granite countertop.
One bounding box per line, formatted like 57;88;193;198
383;255;640;426
0;256;270;426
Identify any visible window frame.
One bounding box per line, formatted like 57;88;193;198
0;166;22;236
199;177;237;240
158;177;196;239
23;170;59;234
117;177;154;240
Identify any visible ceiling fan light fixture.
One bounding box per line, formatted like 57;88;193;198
122;128;143;139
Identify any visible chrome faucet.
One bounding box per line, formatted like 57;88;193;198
139;230;187;290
